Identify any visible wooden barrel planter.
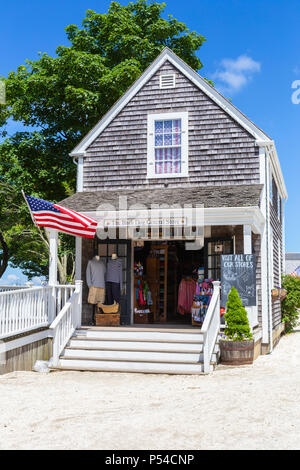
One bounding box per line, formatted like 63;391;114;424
219;340;254;365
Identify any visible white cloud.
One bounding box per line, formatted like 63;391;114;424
212;55;261;95
7;274;20;282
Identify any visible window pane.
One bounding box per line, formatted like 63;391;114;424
172;133;181;145
173;119;181;133
164;120;172;132
155;121;163;134
164;134;172;146
155;134;163;146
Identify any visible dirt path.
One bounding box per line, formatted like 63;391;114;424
0;332;299;450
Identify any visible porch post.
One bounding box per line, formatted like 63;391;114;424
48;229;58;285
243;225;258;329
243;225;252;255
75;237;82;281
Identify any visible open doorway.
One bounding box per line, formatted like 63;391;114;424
133;240;205;324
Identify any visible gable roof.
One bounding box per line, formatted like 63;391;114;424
70;47;270;157
70;47;287;199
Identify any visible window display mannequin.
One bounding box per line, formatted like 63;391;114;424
86;255;106;304
106;253;123;304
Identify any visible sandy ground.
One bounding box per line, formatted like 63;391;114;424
0;331;300;450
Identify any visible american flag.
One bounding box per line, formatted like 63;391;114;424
290;266;300;277
24;194;97;238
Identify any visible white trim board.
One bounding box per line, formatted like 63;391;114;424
0;329;52;354
80;206;265;235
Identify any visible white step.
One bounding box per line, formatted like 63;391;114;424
74;328;204;344
62;348;203;364
56;358;212;374
67;338;203;353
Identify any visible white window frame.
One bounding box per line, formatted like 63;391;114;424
147;111;189;179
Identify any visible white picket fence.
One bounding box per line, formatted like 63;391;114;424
0;284;78;339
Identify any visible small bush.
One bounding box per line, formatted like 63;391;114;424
281;275;300;333
224;287;253;341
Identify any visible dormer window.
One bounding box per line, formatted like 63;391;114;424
147;112;189;178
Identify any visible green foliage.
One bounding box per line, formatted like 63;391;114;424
224;287;253;341
281;275;300;333
0;0;206;280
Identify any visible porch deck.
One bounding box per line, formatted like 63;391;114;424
80;324;203;334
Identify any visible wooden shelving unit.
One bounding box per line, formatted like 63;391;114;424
146;245;168;323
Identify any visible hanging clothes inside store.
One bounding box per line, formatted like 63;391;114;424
177;278;196;315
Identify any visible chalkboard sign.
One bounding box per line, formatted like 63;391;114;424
221;254;256;307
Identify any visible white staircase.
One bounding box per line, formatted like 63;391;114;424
53;327;220;374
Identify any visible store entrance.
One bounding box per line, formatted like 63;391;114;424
133;240;205;325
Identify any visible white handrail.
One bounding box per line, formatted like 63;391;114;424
0;284;77;339
0;285;30;292
201;281;221;373
0;286;52;339
49;281;82;367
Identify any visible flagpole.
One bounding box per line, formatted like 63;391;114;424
21;190;37;227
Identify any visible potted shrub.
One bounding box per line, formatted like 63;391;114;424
219;286;254;365
281;274;300;333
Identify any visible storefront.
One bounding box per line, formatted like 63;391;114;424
87;235;233;327
61;183;264;329
57;47;287;353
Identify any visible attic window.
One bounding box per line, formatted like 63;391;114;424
159;74;176;89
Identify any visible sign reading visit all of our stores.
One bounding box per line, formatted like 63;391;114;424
221;254;256;307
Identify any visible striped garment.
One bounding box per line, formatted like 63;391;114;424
106;258;123;289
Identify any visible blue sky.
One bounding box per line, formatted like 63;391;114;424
0;0;299;282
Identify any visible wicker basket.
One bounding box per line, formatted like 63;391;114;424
97;301;119;314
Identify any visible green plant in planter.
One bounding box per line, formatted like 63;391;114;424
224;287;253;341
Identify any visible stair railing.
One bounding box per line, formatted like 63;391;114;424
49;280;82;367
201;281;221;373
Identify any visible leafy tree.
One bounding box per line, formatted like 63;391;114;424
0;0;206;280
281;275;300;333
224;287;253;341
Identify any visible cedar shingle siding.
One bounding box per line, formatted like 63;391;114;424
83;61;259;191
270;199;283;328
